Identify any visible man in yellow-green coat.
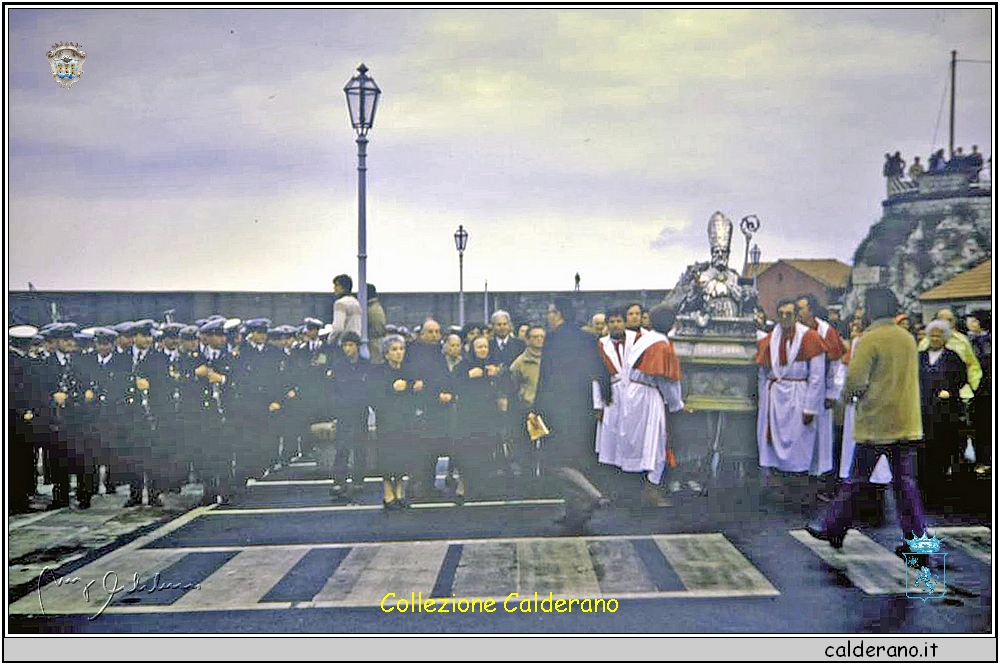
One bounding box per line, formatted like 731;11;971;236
806;287;925;551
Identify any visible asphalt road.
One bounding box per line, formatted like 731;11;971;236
8;458;993;635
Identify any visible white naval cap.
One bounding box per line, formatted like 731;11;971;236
9;324;39;340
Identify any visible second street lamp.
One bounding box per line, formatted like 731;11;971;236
344;63;381;357
750;243;761;289
454;225;469;327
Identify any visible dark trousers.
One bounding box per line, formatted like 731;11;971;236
818;442;926;539
332;419;363;481
155;416;192;490
10;419;37;510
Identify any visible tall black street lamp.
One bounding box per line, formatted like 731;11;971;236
454;225;469;327
344;63;381;356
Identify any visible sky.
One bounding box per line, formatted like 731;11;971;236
6;7;994;294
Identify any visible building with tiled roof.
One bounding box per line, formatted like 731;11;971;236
748;259;852;318
918;259;992;322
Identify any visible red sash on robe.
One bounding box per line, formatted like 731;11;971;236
755;328;826;368
634;339;682;381
629;333;681;467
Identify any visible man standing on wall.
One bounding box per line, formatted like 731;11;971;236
331;274;363;348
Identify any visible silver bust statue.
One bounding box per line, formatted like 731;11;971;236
664;212;756;326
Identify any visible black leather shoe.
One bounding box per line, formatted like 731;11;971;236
50;484;70;510
805;522;845;549
123;490;143;508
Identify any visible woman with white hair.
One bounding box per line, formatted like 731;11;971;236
371;334;454;508
917;318;968;508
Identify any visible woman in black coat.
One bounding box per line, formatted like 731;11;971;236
452;336;512;499
371;335;453;508
917;319;968;507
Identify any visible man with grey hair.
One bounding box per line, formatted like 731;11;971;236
489;309;525;369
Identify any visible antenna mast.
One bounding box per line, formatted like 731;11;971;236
949;50;956;157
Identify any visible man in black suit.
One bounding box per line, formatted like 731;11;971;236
39;323;95;509
327;332;371;499
156;323;195;494
267;324;308;469
10;325;41;514
534;298;607;531
488;309;525;369
77;327;130;497
125;320;172;506
231;317;280;471
403;318;451;495
192;319;237;503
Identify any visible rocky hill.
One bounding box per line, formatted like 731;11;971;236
844;172;992;314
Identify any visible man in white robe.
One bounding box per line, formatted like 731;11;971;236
619;306;685;488
593;307;635;467
796;294;842;478
596;305;685;507
756;299;828;475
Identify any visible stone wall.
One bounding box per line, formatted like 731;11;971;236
845;176;992;315
8;289;670;330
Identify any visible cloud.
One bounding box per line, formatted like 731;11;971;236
649;219;694;251
6;7;993;296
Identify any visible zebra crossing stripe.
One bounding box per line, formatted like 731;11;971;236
311;545;379;603
789;529;908;594
516;539;602;597
654;534;779;597
451;541;517;598
13;532;785;615
170;548;308;609
345;541;451;606
262;548;353;603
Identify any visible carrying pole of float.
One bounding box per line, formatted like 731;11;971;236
949;49;956;157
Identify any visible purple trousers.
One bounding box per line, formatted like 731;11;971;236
818;442;927;538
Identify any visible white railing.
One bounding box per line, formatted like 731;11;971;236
886;177;918;197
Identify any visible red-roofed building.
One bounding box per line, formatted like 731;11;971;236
744;259;852;318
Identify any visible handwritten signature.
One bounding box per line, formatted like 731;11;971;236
37;566;201;620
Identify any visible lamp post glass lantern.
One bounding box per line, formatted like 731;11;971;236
454;225;469;327
750;243;761;288
344;63;381;356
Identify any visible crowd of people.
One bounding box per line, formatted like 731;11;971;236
8;272;687;531
8;275;992;537
884;145;988;183
753;290;991;536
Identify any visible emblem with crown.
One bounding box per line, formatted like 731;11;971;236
904;530;945;554
46;42;86;88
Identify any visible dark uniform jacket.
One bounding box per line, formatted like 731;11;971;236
232;343;285;415
77;351;131;416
